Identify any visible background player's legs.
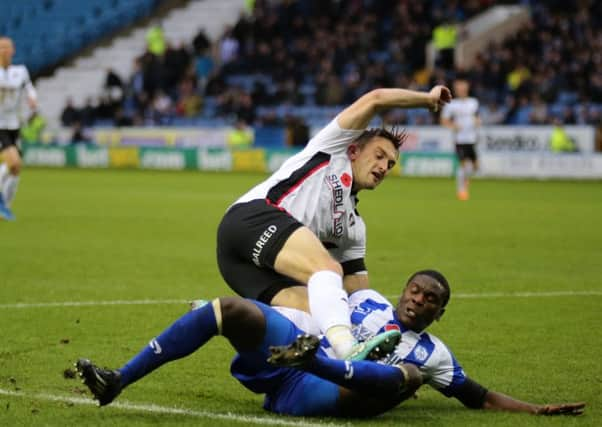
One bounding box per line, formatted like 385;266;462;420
456;160;466;197
457;157;474;200
0;162;8;186
273;226;356;358
1;145;21;207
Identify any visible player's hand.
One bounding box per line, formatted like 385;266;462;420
28;98;37;111
535;402;585;416
428;85;452;112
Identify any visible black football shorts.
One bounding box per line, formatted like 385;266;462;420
216;199;304;303
0;129;20;151
455;143;477;162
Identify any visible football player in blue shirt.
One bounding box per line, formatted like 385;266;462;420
76;270;584;417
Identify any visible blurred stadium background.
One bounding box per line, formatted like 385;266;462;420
1;1;601;426
3;0;602;178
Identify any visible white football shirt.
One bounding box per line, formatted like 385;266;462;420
441;97;479;144
0;64;37;130
234;116;367;264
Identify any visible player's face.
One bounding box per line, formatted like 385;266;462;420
453;80;469;98
0;38;15;64
349;137;398;191
396;274;447;332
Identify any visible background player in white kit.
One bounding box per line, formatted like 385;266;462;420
0;36;37;220
217;85;452;359
440;78;480;201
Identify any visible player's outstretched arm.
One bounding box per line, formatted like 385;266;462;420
482;390;585;416
338;86;452;130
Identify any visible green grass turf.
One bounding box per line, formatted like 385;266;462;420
1;168;600;426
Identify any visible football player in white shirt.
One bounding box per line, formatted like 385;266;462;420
440;78;480;201
0;37;37;220
217;85;452;360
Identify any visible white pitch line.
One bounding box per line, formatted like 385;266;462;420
0;388;346;427
441;290;602;299
0;299;186;309
0;290;601;310
385;290;602;300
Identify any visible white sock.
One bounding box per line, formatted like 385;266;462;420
464;164;473;190
464;163;474;176
307;270;356;358
0;163;7;187
456;167;465;192
2;174;19;206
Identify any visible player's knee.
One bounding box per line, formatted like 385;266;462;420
315;257;343;277
219;297;265;350
8;160;21;175
220;297;264;330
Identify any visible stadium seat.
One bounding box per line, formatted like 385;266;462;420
0;0;160;73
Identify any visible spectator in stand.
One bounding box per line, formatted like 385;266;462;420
73;1;602;129
113;107;133;127
285;116;309;147
70;121;92;144
146;22;166;57
432;18;458;70
105;68;123;90
226;118;254;150
479;102;504;125
79;97;97;127
20;111;46;144
163;42;191;93
195;50;214;90
192;28;211;56
148;91;174;125
219;27;239;69
175;77;202;118
61;97;80;127
529;96;548;125
549;119;577;153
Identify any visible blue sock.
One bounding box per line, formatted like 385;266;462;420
119;303;218;387
304;354;404;395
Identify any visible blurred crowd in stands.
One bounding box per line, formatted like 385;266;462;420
59;0;602;135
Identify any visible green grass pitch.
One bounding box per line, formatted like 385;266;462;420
1;168;601;426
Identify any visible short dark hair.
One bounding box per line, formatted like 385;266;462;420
406;269;451;307
353;126;407;150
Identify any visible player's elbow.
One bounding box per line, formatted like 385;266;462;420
364;88;387;108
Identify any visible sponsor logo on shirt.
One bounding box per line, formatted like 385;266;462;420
413;345;429;362
252;224;278;266
327;174;345;238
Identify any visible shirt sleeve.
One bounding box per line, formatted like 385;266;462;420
445;376;488;409
23;68;37;102
424;337;467;395
441;103;453;120
306;115;364;153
